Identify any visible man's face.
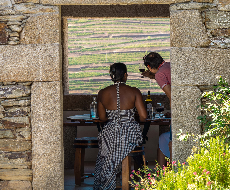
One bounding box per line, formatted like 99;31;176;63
147;65;158;74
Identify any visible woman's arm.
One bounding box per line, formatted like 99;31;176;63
134;88;147;122
97;90;108;122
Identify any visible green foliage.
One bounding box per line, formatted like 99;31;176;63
197;76;230;144
68;72;109;79
68;51;170;66
130;137;230;189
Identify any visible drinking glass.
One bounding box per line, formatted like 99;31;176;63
156;103;164;118
139;63;145;78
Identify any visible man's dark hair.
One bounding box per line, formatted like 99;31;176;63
110;62;127;82
143;52;164;69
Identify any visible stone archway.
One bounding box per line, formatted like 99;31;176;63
0;1;229;189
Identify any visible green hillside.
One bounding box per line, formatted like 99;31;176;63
68;18;170;94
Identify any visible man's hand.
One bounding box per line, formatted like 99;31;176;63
141;70;155;79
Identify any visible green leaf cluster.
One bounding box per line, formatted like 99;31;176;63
197;76;230;144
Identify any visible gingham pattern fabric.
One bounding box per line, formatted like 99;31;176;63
93;82;143;190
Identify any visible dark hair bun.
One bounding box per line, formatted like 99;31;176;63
110;62;127;82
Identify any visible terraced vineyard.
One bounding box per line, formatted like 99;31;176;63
68;18;170;94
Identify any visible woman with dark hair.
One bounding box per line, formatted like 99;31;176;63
143;52;172;168
94;62;147;190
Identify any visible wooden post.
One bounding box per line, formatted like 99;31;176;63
74;148;85;186
122;156;131;190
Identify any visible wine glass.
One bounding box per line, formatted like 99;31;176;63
156;103;164;118
139;62;145;78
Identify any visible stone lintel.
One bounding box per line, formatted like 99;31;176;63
171;47;230;86
171;85;202;163
0;44;61;82
41;0;189;5
31;81;63;189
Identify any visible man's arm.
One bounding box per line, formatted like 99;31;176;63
141;70;155;79
162;84;171;107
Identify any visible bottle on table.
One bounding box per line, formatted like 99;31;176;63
90;97;98;119
145;91;153;119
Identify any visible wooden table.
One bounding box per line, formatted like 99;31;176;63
65;114;171;144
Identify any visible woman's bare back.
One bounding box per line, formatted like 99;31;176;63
99;83;138;110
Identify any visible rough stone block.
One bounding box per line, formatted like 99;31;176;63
209;28;230;37
0;15;27;22
0;44;61;82
16;127;31;140
170;2;216;10
205;10;230;29
0;129;14;138
0;105;4;112
0;169;32;181
0;23;9;45
21;13;59;44
0;139;31;151
1;98;31;107
0;9;15;16
218;0;230;11
31;81;63;190
193;0;213;2
170;10;210;47
171;86;202;163
4;107;30;117
14;4;59;14
32;162;63;189
2;117;30;128
0;151;32;169
0;85;30;99
14;0;39;3
0;180;32;190
171;47;230;86
0;0;12;10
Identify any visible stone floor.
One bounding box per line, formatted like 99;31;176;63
64;161;156;190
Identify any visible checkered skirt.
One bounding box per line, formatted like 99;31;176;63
94;83;143;190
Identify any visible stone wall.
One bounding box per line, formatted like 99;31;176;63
170;1;230;162
0;82;32;190
0;0;63;190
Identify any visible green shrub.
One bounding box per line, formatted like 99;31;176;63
129;137;230;189
197;76;230;145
